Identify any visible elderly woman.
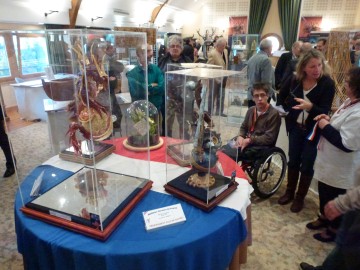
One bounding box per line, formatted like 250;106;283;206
305;67;360;242
277;49;335;213
158;35;192;73
158;35;192;138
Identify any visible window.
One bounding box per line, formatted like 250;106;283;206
261;33;284;54
0;36;11;78
0;31;49;82
16;36;49;75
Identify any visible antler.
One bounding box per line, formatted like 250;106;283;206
209;28;216;40
196;29;206;41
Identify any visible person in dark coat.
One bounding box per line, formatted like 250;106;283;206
274;41;302;90
0;105;16;177
182;37;194;62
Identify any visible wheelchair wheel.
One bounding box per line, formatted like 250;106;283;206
252;147;287;199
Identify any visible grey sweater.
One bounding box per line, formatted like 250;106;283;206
335;186;360;213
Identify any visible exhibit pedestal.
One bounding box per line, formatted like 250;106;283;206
164;169;238;212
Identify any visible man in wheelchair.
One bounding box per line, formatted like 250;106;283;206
222;83;281;163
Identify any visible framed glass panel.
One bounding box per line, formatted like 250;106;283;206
0;36;11;78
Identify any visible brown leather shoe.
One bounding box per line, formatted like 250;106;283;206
278;192;294;205
290;198;304;212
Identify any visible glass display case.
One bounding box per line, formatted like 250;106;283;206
165;63;222;166
164;67;243;211
3;29;152;240
226;67;248;125
231;34;259;64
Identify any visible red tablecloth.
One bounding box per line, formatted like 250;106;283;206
110;137;248;180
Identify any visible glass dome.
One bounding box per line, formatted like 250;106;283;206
125;100;160;148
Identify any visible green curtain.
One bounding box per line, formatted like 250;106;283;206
248;0;272;35
278;0;302;50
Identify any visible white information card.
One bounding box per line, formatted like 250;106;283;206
143;203;186;231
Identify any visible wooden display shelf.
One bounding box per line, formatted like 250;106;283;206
22;180;152;241
123;137;163;152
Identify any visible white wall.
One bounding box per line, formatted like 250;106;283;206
1;84;17;108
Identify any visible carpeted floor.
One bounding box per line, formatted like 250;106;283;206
0;121;334;270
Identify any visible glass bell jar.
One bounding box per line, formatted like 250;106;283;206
125;100;161;150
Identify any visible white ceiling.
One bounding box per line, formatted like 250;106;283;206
0;0;206;31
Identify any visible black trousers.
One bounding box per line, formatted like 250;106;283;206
318;181;346;230
0;120;15;169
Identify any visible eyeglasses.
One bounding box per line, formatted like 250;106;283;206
169;44;181;49
253;93;267;99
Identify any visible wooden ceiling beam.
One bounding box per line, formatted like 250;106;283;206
69;0;82;28
149;0;170;24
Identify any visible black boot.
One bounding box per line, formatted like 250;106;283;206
278;168;299;205
291;174;313;213
299;262;323;270
3;167;15;178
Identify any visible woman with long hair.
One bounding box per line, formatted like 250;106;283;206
277;49;335;213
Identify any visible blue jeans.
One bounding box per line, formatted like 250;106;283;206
288;124;317;176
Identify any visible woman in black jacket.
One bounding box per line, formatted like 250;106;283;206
277;49;335;212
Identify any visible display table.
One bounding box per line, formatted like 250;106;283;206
11;79;49;121
15;141;253;270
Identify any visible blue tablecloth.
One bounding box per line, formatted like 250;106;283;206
15;165;247;270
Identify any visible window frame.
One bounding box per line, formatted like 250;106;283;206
0;32;48;83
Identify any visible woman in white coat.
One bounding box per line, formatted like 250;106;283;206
306;67;360;242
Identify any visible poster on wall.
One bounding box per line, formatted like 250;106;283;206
298;16;322;42
228;16;248;36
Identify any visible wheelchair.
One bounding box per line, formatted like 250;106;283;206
221;143;287;199
239;146;287;199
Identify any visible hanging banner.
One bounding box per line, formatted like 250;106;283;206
298;16;322;42
228;16;248;36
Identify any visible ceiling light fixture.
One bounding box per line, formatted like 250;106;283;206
44;10;59;17
91;16;103;22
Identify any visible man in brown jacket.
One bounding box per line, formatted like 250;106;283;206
207;37;229;116
222;83;281;161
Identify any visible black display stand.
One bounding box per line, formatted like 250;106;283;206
164;169;238;212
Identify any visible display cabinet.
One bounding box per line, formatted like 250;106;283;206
226;66;248;125
164;67;243;211
231;34;259;63
227;89;248;125
3;29;153;240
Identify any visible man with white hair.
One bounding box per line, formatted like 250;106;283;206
247;38;275;107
